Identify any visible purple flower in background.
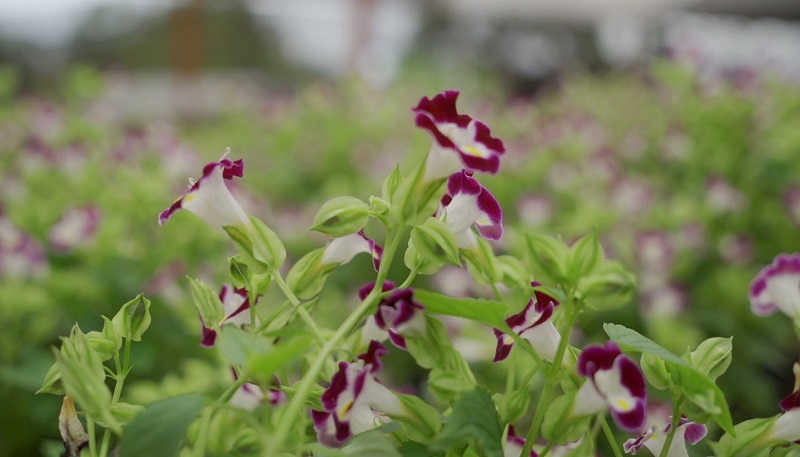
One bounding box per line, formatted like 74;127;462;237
749;253;800;317
228;369;286;411
493;284;561;363
706;176;746;213
49;206;101;253
321;230;383;271
783;185;800;227
413;91;505;179
575;341;647;433
201;284;257;347
624;416;708;457
359;281;425;350
159;149;250;231
437;170;503;248
0;214;47;280
517;193;554;227
640;283;688;319
635;231;674;274
312;341;403;447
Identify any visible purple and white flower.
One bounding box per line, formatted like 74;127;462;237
49;206;101;253
437;170;503;249
770;362;800;443
158;149;250;231
505;426;538;457
321;230;383;271
635;231;674;274
359;281;425;350
575;341;647;433
624;416;708;457
312;341;404;447
749;253;800;317
413;91;505;180
201;284;257;347
493;284;561;363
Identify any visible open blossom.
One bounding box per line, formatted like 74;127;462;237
770;362;800;443
749;253;800;317
49;206;101;253
493;284;561;363
359;281;425;350
321;230;383;271
201;284;257;347
624;416;708;457
158;149;250;231
312;341;404;447
413;90;505;180
575;341;647;433
437;170;503;248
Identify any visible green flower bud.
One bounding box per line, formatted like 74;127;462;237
110;402;145;426
524;233;570;285
578;260;636;310
188;277;225;330
404;241;444;275
688;337;733;382
640;352;672;390
462;237;501;285
111;294;152;342
713;417;777;457
286;248;331;300
499;389;532;423
369;195;390;216
567;230;603;280
310;196;370;237
225;216;286;272
86;317;122;362
410;218;461;266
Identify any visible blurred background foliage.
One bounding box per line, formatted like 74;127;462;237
1;0;800;455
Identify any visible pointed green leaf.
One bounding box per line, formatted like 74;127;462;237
414;289;509;332
430;386;503;457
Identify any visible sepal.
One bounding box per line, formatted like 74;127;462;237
225;215;286;271
578;260;636;310
188;277;225;331
404;242;444;275
462;236;501;285
687;337;733;382
310;196;370;237
110;294;151;342
410;218;461;266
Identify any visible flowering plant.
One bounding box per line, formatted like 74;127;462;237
31;85;800;457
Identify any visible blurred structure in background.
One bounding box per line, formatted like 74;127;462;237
1;0;798;101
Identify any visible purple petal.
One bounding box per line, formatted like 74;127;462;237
493;328;514;363
578;341;622;378
779;390;800;412
611;400;647;433
358;340;389;373
617;356;647;399
682;421;708;445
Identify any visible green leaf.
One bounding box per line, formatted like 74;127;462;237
603;323;688;366
217;326;272;367
712;417;777;457
414;289;509;331
119;393;205;457
246;335;312;380
604;323;735;435
399;441;445;457
430;386;503;457
340;429;403;457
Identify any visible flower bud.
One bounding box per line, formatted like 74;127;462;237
111;294;152;342
310;196;370;237
410;218;461;266
689;337;733;382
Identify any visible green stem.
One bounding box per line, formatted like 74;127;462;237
658;397;684;457
193;407;213;457
271;271;325;344
600;416;624;457
397;269;418;289
521;294;580;457
86;417;98;457
537;441;554;457
265;226;404;454
99;338;132;457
